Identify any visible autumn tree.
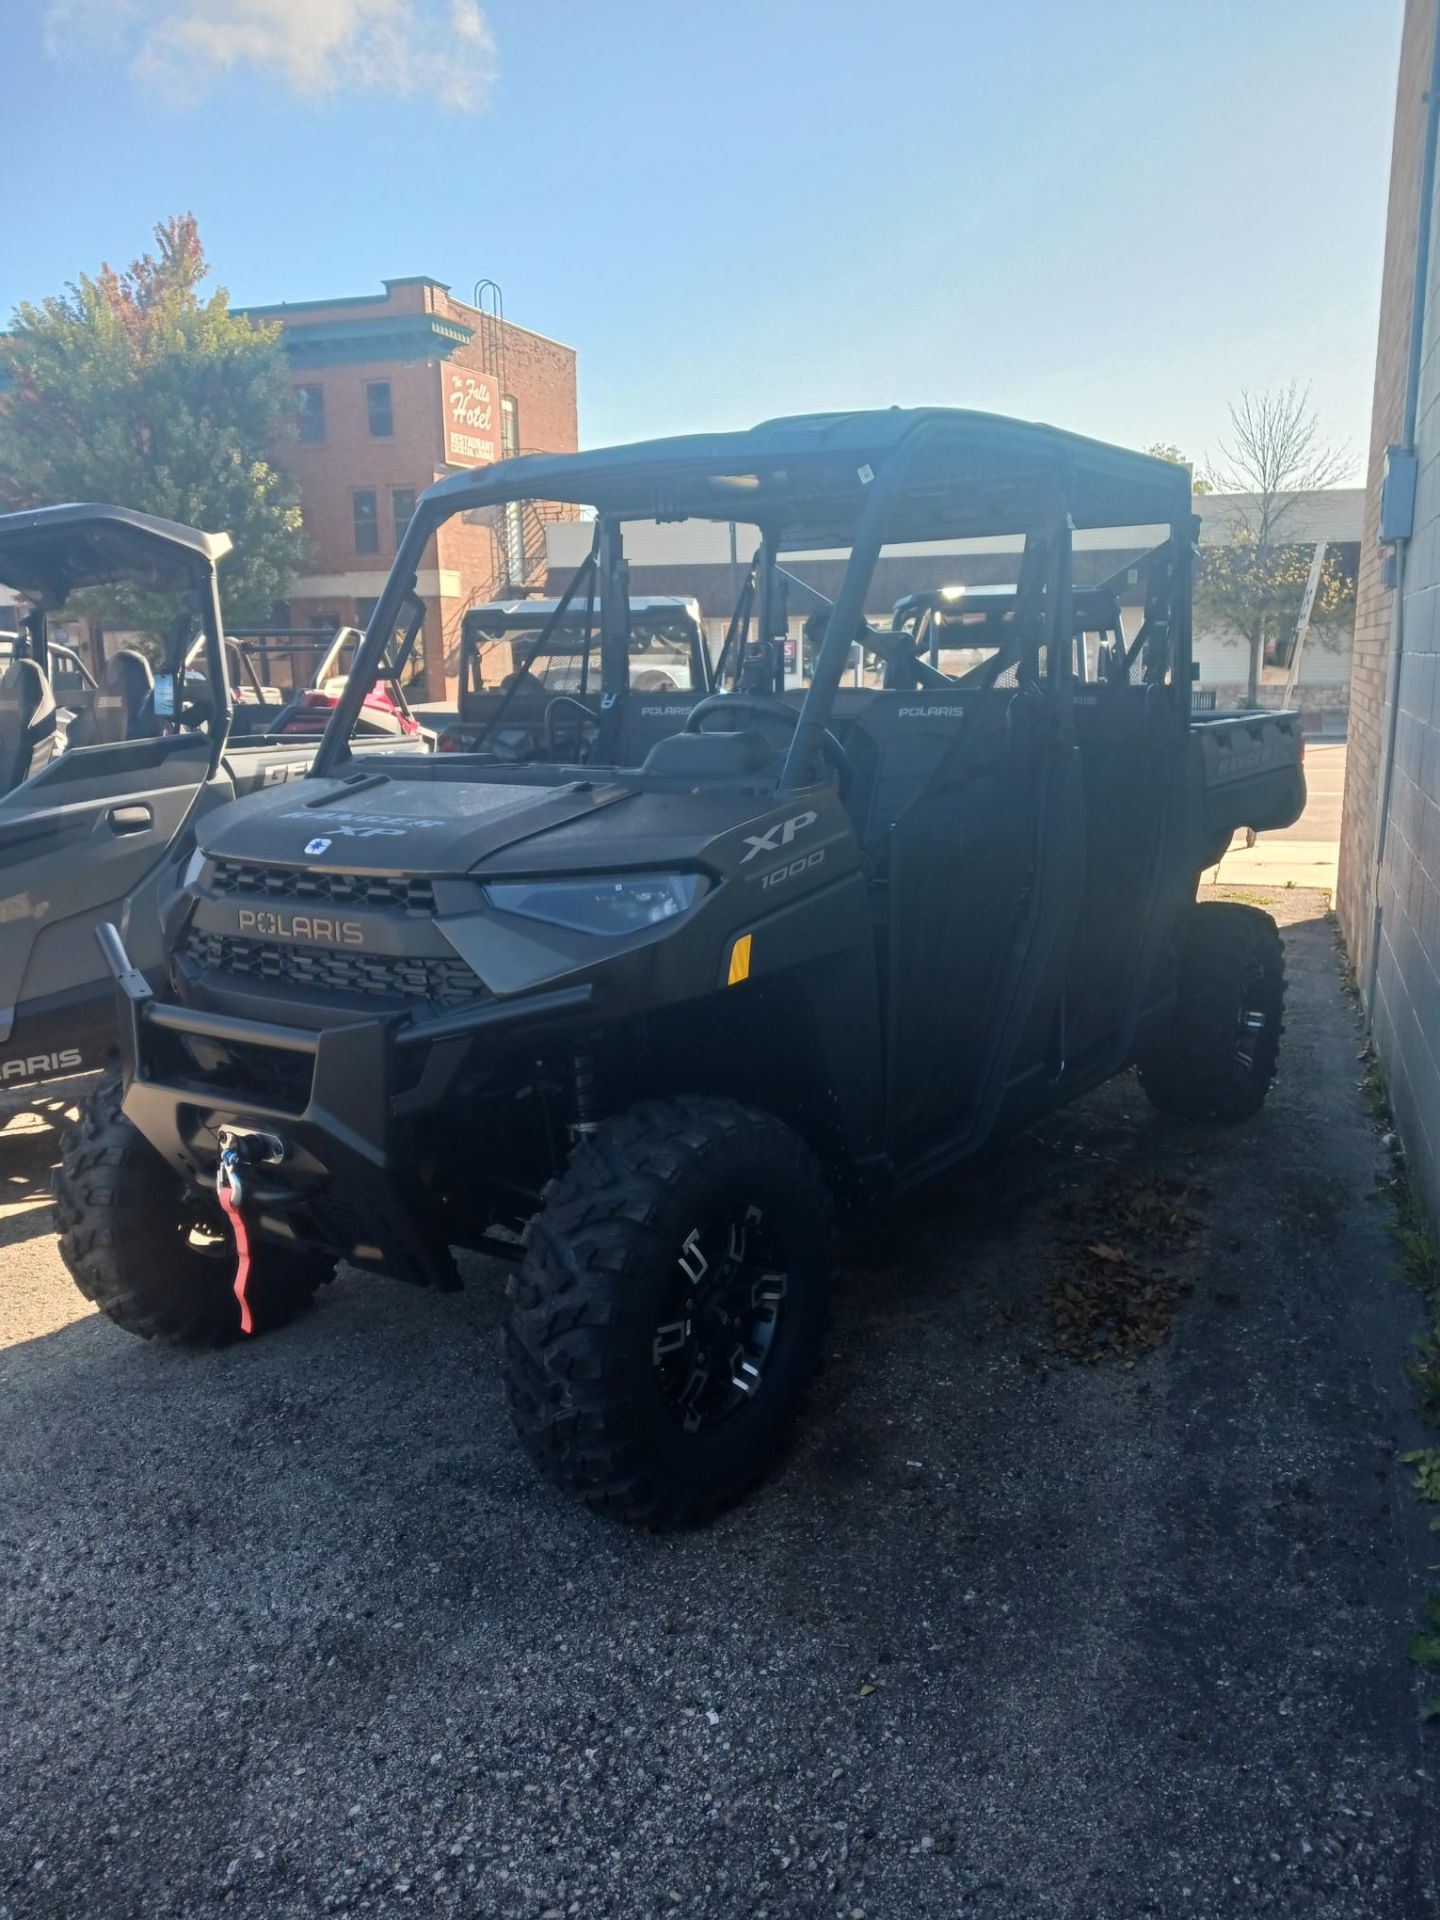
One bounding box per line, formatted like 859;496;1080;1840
0;215;305;635
1144;443;1214;495
1195;384;1354;705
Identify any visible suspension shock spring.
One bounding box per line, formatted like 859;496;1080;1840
571;1045;601;1136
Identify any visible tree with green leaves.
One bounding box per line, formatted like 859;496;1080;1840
1195;384;1354;706
0;215;305;636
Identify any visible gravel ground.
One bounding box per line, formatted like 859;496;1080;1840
1;890;1437;1920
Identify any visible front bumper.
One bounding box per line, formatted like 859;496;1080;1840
99;924;592;1286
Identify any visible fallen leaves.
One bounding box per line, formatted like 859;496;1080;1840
1045;1176;1208;1362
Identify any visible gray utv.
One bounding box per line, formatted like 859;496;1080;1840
0;503;428;1095
57;411;1304;1526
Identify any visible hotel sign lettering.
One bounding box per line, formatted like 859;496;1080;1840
443;368;498;467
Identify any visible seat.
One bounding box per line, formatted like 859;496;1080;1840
0;657;59;794
93;648;155;743
640;727;777;778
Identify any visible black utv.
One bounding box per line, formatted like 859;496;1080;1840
57;410;1305;1527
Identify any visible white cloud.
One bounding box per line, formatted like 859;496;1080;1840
43;0;497;110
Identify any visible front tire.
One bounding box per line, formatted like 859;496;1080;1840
1138;902;1285;1122
503;1096;833;1529
54;1070;334;1345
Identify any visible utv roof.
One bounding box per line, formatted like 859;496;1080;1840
466;595;702;627
0;504;233;607
422;409;1192;548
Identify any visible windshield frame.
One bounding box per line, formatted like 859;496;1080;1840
310;411;1194;787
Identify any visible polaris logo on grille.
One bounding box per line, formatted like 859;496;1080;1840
237;908;364;947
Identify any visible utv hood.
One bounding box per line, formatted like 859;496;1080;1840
194;773;633;875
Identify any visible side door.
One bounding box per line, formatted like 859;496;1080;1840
868;688;1082;1160
1059;684;1185;1068
0;734;220;1056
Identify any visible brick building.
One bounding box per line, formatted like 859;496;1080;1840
1337;0;1440;1220
238;278;578;700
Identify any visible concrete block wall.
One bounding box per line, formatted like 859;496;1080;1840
1341;0;1440;1220
1337;0;1435;978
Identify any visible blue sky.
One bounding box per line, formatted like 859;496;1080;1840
1;0;1404;474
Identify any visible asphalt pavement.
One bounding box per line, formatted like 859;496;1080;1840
1;887;1437;1920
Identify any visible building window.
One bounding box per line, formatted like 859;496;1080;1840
352;490;379;555
392;487;417;551
366;381;394;439
297;384;326;444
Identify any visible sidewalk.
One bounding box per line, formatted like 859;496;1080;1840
1202;833;1339;896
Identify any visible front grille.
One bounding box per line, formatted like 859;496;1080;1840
211;860;437;914
180;930;484;1010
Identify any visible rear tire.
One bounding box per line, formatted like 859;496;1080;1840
503;1096;833;1529
54;1069;334;1345
1138;902;1285;1122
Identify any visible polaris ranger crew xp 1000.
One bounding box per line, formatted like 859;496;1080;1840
59;410;1305;1527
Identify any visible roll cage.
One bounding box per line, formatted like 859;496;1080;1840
0;503;236;769
0;619;98;691
314;409;1196;785
183;600;425;716
888;580;1136;689
459;594;710;701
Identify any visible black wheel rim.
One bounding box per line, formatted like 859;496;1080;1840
651;1205;788;1433
1234;960;1270;1070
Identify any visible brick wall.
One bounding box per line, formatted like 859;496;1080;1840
280;353;442;591
430;291;580;686
1339;0;1440;1220
245;278;578;698
1336;0;1435;973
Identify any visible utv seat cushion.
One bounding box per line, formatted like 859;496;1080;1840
95;647;155;743
640;728;779;778
0;657;58;792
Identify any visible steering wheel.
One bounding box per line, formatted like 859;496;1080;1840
544;693;599;762
683;692;852;798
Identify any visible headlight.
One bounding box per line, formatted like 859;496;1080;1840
483;872;705;936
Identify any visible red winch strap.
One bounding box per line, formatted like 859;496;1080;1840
217;1175;255;1336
